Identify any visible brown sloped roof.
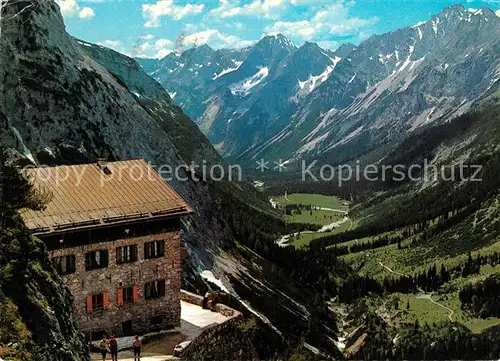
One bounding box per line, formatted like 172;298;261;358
21;159;192;234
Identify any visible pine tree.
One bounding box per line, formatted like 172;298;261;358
0;146;48;230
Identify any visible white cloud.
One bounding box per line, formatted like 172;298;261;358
155;38;174;49
242;0;286;18
207;0;243;18
97;40;124;53
156;49;173;58
290;0;316;5
231;22;245;30
496;9;500;17
153;38;174;58
265;2;377;43
57;0;79;16
208;0;286;19
317;40;341;50
139;42;152;52
139;34;155;40
182;29;254;49
183;23;200;33
143;0;205;27
130;41;153;57
56;0;95;20
267;20;319;38
78;7;95;19
131;38;175;59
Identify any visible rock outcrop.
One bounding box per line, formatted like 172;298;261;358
0;148;88;361
0;234;89;361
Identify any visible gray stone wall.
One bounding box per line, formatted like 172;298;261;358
180;290;241;318
49;229;181;337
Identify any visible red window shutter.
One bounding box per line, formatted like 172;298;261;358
117;288;123;306
87;296;93;313
133;285;139;303
103;292;110;310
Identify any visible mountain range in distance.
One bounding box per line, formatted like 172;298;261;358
137;4;499;167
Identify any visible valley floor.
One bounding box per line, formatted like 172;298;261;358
340;204;500;334
272;193;500;337
272;193;354;247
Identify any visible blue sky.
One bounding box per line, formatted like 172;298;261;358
58;0;500;58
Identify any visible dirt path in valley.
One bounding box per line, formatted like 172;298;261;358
375;257;455;322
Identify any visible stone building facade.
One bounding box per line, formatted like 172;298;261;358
45;219;181;337
21;159;192;338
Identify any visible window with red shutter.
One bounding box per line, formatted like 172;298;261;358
117;288;123;306
103;292;109;310
87;295;93;313
133;285;139;303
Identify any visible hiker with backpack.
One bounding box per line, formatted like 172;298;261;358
133;336;142;361
109;336;118;361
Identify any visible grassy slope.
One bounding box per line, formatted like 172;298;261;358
338;193;500;333
290;220;358;248
275;193;348;210
273;193;353;247
285;210;344;226
336;94;500;334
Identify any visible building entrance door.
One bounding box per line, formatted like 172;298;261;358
122;320;133;336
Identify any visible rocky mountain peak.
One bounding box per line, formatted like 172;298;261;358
435;3;496;20
299;41;322;52
333;42;357;58
413;2;499;36
189;43;215;56
256;33;296;51
284;41;338;77
135;3;499;163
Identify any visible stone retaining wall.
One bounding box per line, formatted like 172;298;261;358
180;290;240;318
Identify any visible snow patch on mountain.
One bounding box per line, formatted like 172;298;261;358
378;53;393;64
302;108;338;143
11;126;36;164
77;40;93;48
432;18;440;35
347;73;357;85
212;60;243;80
230;66;269;96
417;26;423;40
296;56;341;97
200;270;229;293
467;8;483;15
395;45;415;75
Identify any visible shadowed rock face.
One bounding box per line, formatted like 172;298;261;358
0;0;227;274
0;234;90;361
180;319;260;361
